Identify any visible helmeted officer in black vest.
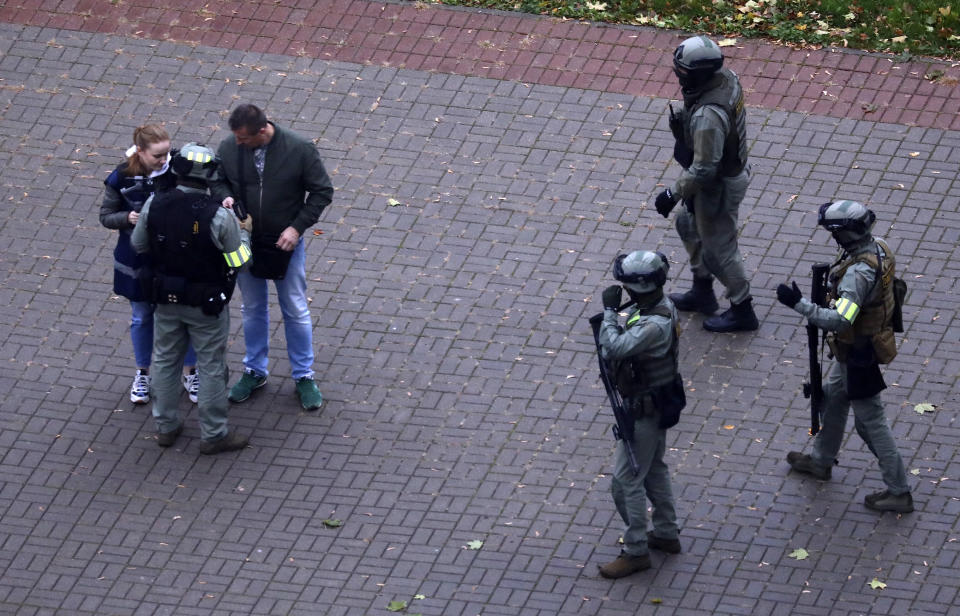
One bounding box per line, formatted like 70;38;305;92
776;200;913;513
597;250;683;579
654;35;758;333
131;143;253;455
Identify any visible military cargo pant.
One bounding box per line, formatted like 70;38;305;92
611;412;679;557
675;166;751;304
151;304;231;442
811;361;910;495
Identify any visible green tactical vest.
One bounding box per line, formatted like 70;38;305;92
613;304;680;401
826;238;897;364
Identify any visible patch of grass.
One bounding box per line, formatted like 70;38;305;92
427;0;960;59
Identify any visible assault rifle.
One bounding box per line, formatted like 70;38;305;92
589;300;640;475
668;104;693;169
802;263;831;436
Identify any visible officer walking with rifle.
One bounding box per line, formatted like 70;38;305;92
590;250;685;578
775;200;913;513
653;35;758;333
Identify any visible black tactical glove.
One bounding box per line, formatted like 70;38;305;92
655;189;678;218
602;284;622;311
776;281;803;309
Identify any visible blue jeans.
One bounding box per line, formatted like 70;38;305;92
812;361;909;495
611;412;679;557
130;301;196;369
237;239;314;380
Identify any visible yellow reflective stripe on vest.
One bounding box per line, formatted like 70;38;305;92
627;312;641;326
835;297;860;323
223;243;251;268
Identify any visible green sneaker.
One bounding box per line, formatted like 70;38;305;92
228;370;266;403
295;377;323;411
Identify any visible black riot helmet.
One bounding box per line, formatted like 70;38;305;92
613;250;670;294
818;200;876;250
673;35;724;92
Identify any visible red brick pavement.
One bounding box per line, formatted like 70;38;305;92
2;0;959;129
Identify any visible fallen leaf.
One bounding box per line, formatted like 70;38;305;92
869;578;887;590
910;469;921;475
789;548;809;560
914;403;936;414
322;519;343;528
387;198;402;207
413;594;426;600
312;229;323;235
717;38;738;47
466;539;483;550
909;152;920;157
387;600;408;612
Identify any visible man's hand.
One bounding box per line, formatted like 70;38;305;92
127;211;140;226
776;281;803;309
238;215;253;234
222;196;235;209
655;189;678;218
602;285;623;311
276;226;300;252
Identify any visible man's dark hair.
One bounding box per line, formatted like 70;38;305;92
228;104;268;134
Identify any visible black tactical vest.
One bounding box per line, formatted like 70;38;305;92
684;68;748;177
613;303;680;401
146;188;236;308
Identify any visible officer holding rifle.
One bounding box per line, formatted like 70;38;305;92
775;200;913;513
592;250;684;578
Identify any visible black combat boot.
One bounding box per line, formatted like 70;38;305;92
786;451;832;480
669;277;718;314
703;297;759;332
864;490;914;513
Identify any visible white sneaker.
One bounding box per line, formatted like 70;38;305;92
182;370;199;404
130;370;151;404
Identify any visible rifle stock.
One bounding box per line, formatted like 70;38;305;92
589;300;640;475
802;263;830;435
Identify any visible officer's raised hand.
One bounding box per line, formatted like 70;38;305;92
602;284;623;311
655;189;678;218
776;281;802;308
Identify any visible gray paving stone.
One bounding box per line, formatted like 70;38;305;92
0;15;959;616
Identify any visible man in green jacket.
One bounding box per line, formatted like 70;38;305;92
210;104;334;410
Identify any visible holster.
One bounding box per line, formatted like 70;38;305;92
846;341;886;400
652;373;686;429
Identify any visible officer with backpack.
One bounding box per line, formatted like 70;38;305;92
595;250;684;578
775;200;913;513
131;143;253;454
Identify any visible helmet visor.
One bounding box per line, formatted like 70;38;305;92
612;252;668;286
817;201;869;234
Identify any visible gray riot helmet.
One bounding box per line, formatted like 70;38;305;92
817;200;876;249
673;35;724;92
613;250;670;294
170;142;220;184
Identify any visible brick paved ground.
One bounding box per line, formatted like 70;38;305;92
0;1;958;615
